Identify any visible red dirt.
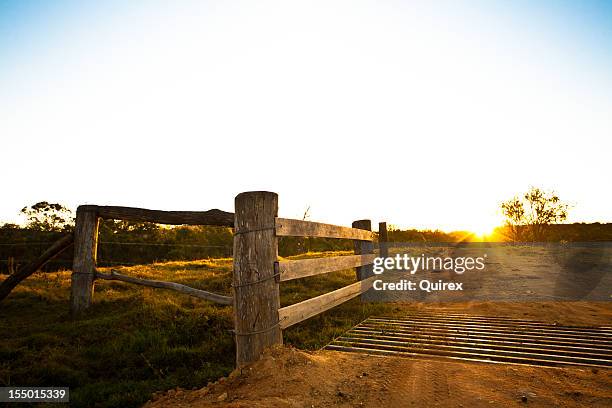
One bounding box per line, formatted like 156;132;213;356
144;346;611;408
144;302;612;408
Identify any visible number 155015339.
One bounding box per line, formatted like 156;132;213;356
0;387;69;403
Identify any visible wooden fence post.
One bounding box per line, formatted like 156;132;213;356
233;191;282;367
352;220;373;281
379;222;389;259
70;206;99;314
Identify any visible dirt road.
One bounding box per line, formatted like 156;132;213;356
145;345;611;407
145;302;612;407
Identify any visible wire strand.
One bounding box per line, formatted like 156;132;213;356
231;319;285;336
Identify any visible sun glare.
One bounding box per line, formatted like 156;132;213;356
470;222;497;239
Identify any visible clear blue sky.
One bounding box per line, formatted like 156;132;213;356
1;0;611;232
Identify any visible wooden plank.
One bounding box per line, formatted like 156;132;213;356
0;234;74;302
70;207;99;314
95;269;233;305
278;276;376;329
275;218;374;241
233;191;282;366
88;205;234;227
278;254;375;281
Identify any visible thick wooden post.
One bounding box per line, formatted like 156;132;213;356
233;191;282;367
379;222;389;259
352;219;373;281
70;206;99;314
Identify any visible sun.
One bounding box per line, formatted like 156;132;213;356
470;221;497;238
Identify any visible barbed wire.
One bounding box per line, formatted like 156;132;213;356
0;257;232;267
0;242;57;246
0;241;232;248
0;259;70;263
0;240;233;273
96;260;143;266
98;241;231;248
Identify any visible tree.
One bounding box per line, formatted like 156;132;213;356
20;202;74;232
500;187;569;241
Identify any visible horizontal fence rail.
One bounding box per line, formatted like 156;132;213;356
69;204;236;314
95;269;233;305
275;218;374;241
278;254;376;281
2;192;384;368
81;205;235;227
278;275;376;329
0;192;387;369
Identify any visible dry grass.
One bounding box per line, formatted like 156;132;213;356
0;252;397;408
3;251;608;407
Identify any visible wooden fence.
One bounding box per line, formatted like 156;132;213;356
2;191;386;367
69;205;235;311
232;192;383;366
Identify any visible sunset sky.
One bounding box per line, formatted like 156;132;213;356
1;0;611;233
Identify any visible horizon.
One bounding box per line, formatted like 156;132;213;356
3;197;612;238
1;1;611;233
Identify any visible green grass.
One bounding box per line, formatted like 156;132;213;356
0;252;399;408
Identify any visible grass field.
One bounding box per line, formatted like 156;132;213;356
0;252;397;408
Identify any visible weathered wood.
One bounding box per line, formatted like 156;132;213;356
278;276;376;329
7;257;15;275
233;191;282;367
352;220;374;281
0;234;74;303
279;254;376;282
70;207;99;314
89;205;234;227
276;218;374;241
95;269;233;305
379;221;389;259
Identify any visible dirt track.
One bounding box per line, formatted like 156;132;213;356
145;345;611;407
145;302;612;408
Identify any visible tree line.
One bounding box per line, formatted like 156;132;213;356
1;190;611;273
0;202;353;273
